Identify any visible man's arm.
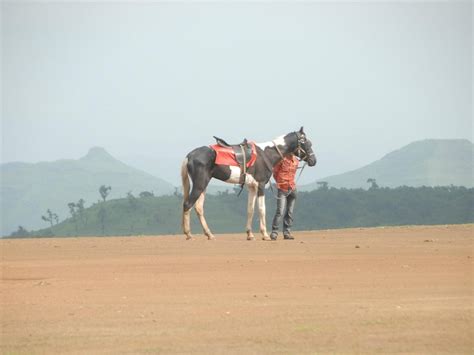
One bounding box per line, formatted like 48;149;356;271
290;157;299;187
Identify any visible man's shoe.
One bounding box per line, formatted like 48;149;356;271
283;234;294;240
270;232;278;241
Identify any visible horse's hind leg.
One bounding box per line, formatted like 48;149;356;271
183;187;205;240
182;208;193;240
194;192;215;240
183;173;212;240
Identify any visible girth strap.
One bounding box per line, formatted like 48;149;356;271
239;144;247;185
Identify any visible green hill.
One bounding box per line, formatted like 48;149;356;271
1;147;174;235
302;139;473;191
9;185;474;238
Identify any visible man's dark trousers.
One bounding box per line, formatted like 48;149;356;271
271;188;297;238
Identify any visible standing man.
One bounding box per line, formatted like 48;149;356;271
270;153;299;240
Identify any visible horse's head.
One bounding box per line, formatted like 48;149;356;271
285;127;317;166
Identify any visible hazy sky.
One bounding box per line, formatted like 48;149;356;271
2;1;472;185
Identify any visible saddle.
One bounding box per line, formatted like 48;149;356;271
213;136;255;185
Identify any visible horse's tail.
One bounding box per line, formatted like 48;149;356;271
181;158;190;204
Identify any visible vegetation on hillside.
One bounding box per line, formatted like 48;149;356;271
8;184;473;238
302;139;474;190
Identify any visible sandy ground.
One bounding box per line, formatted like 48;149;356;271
1;225;473;354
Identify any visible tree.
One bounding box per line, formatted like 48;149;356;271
68;202;77;218
41;209;55;227
367;178;379;190
127;191;138;234
127;191;137;209
173;188;182;197
317;181;329;190
98;206;106;235
218;189;230;196
139;191;154;198
68;202;78;235
77;199;86;225
10;226;29;238
233;186;243;195
99;185;112;202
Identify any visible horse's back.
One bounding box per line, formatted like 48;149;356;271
186;146;216;166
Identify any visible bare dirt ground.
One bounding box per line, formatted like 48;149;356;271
1;225;473;354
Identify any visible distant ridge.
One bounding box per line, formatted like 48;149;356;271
81;146;117;161
302;139;473;190
1;147;175;235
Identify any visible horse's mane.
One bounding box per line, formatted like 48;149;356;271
256;135;286;150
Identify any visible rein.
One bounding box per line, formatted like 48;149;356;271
296;161;307;184
272;140;285;159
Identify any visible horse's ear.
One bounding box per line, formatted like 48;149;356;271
299;126;304;133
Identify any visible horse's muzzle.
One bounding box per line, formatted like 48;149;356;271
306;153;317;167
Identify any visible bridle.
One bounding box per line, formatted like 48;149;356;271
272;131;312;162
294;131;313;162
265;131;313;197
293;132;309;183
235;131;316;199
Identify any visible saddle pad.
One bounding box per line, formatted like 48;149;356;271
210;142;257;168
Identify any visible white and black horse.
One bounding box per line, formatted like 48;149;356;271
181;127;316;240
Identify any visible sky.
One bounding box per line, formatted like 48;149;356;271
2;1;472;185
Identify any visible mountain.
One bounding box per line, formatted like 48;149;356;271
1;147;174;235
302;139;473;191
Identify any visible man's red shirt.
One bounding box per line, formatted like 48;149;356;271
273;155;299;191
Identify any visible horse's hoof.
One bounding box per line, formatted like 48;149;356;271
247;235;255;241
207;234;216;240
185;235;194;240
262;235;271;241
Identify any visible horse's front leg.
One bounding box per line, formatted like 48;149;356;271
246;185;258;240
257;194;271;241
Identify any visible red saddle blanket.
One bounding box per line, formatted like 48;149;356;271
210;142;257;168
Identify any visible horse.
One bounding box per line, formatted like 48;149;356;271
181;127;317;240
